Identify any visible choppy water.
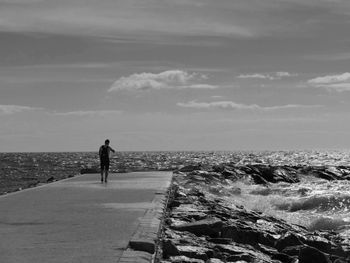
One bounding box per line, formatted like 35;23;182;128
1;150;350;240
215;175;350;240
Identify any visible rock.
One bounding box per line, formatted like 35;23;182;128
221;225;275;247
163;239;180;258
275;233;304;251
258;244;295;263
159;167;350;263
171;218;223;237
303;235;332;254
226;253;255;262
176;245;210;260
299;246;331;263
282;245;306;256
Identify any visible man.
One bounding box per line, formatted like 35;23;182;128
99;139;115;183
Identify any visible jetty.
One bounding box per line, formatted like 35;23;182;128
0;172;173;263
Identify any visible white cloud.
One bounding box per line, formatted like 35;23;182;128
177;100;259;110
237;72;297;80
108;70;216;91
53;110;123;116
237;74;272;80
308;72;350;84
308;72;350;91
177;100;321;111
0;105;41;115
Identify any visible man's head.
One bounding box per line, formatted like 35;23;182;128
105;139;110;145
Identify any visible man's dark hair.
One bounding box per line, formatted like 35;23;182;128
105;139;110;144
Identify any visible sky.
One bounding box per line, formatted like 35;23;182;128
1;0;350;152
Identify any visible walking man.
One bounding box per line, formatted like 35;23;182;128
99;139;115;183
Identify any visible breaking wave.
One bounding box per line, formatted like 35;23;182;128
274;194;350;212
308;216;350;231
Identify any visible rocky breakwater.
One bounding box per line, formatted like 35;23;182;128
158;164;350;263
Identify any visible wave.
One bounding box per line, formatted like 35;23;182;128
308;217;350;231
274;194;350;212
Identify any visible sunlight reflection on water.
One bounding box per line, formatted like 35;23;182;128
218;177;350;236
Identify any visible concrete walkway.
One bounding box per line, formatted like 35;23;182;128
0;171;173;263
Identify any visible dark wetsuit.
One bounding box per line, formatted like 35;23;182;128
99;145;110;171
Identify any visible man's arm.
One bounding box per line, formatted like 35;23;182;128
109;146;116;153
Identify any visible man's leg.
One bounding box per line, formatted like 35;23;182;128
105;170;108;183
100;162;104;182
104;161;110;182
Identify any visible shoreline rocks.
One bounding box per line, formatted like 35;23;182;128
157;166;350;263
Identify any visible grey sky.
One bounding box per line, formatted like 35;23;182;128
1;0;350;151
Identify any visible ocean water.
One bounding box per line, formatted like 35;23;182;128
1;150;350;240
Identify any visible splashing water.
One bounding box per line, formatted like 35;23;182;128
215;176;350;237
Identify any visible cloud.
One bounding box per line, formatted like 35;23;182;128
308;72;350;91
52;110;123;116
177;100;321;111
0;0;255;39
308;72;350;84
0;105;41;115
237;72;297;80
108;70;216;91
238;74;272;80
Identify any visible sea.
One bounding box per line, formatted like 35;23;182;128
1;150;350;239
